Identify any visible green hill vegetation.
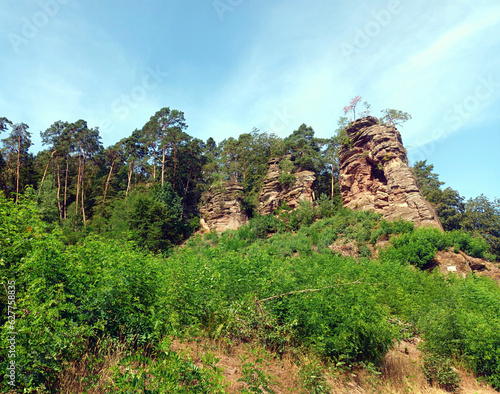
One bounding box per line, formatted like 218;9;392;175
2;190;500;392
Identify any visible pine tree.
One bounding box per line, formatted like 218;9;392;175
1;122;31;201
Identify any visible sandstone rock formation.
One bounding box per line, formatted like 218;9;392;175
433;249;500;283
338;117;442;229
198;182;248;232
257;157;316;215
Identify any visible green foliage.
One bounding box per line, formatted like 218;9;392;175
110;340;227;393
0;192;175;390
128;182;185;252
462;194;500;258
370;219;414;244
37;174;60;223
292;200;315;228
413;160;445;201
446;230;489;258
279;273;395;363
387;228;439;268
315;193;338;219
380;227;488;268
436;187;465;231
248;214;282;238
380;108;412;126
89;182;189;253
238;355;277;393
422;354;461;392
298;359;331;394
4;189;500;391
282;124;321;171
413;161;499;259
278;157;295;186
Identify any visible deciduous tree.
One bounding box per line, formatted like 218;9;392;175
343;96;362;122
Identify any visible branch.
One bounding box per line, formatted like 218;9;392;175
258;278;384;303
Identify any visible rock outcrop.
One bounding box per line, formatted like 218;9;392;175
257;157;316;215
198;182;248;232
433;249;500;283
338;117;442;229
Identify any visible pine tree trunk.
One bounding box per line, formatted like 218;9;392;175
162;146;166;187
103;160;115;205
64;156;69;219
81;159;86;225
75;151;82;215
184;166;193;198
57;160;62;220
126;160;134;196
152;144;157;182
15;133;21;202
3;156;13;197
181;166;193;219
39;150;57;196
172;144;177;189
331;160;335;201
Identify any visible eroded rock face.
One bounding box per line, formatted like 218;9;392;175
434;249;500;283
198;182;248;232
338;117;442;229
257;157;316;215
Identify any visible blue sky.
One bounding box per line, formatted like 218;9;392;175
1;0;499;200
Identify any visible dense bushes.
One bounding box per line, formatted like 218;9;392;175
1;233;168;390
87;182;194;253
381;227;489;268
0;192;172;390
3;192;500;391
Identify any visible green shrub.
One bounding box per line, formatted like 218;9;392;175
422;354;461;392
381;228;442;268
314;193;338;219
278;157;296;187
5;191;500;391
445;230;488;258
238;355;277;393
370;219;414;244
204;230;219;244
110;339;227;393
381;227;490;269
294;200;315;228
298;359;331;394
248;214;282;239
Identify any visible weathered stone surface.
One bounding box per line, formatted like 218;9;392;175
433;250;471;278
198;182;248;232
257;156;316;215
433;249;500;284
338;117;442;229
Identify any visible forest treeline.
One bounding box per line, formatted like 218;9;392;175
1;108;499;257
